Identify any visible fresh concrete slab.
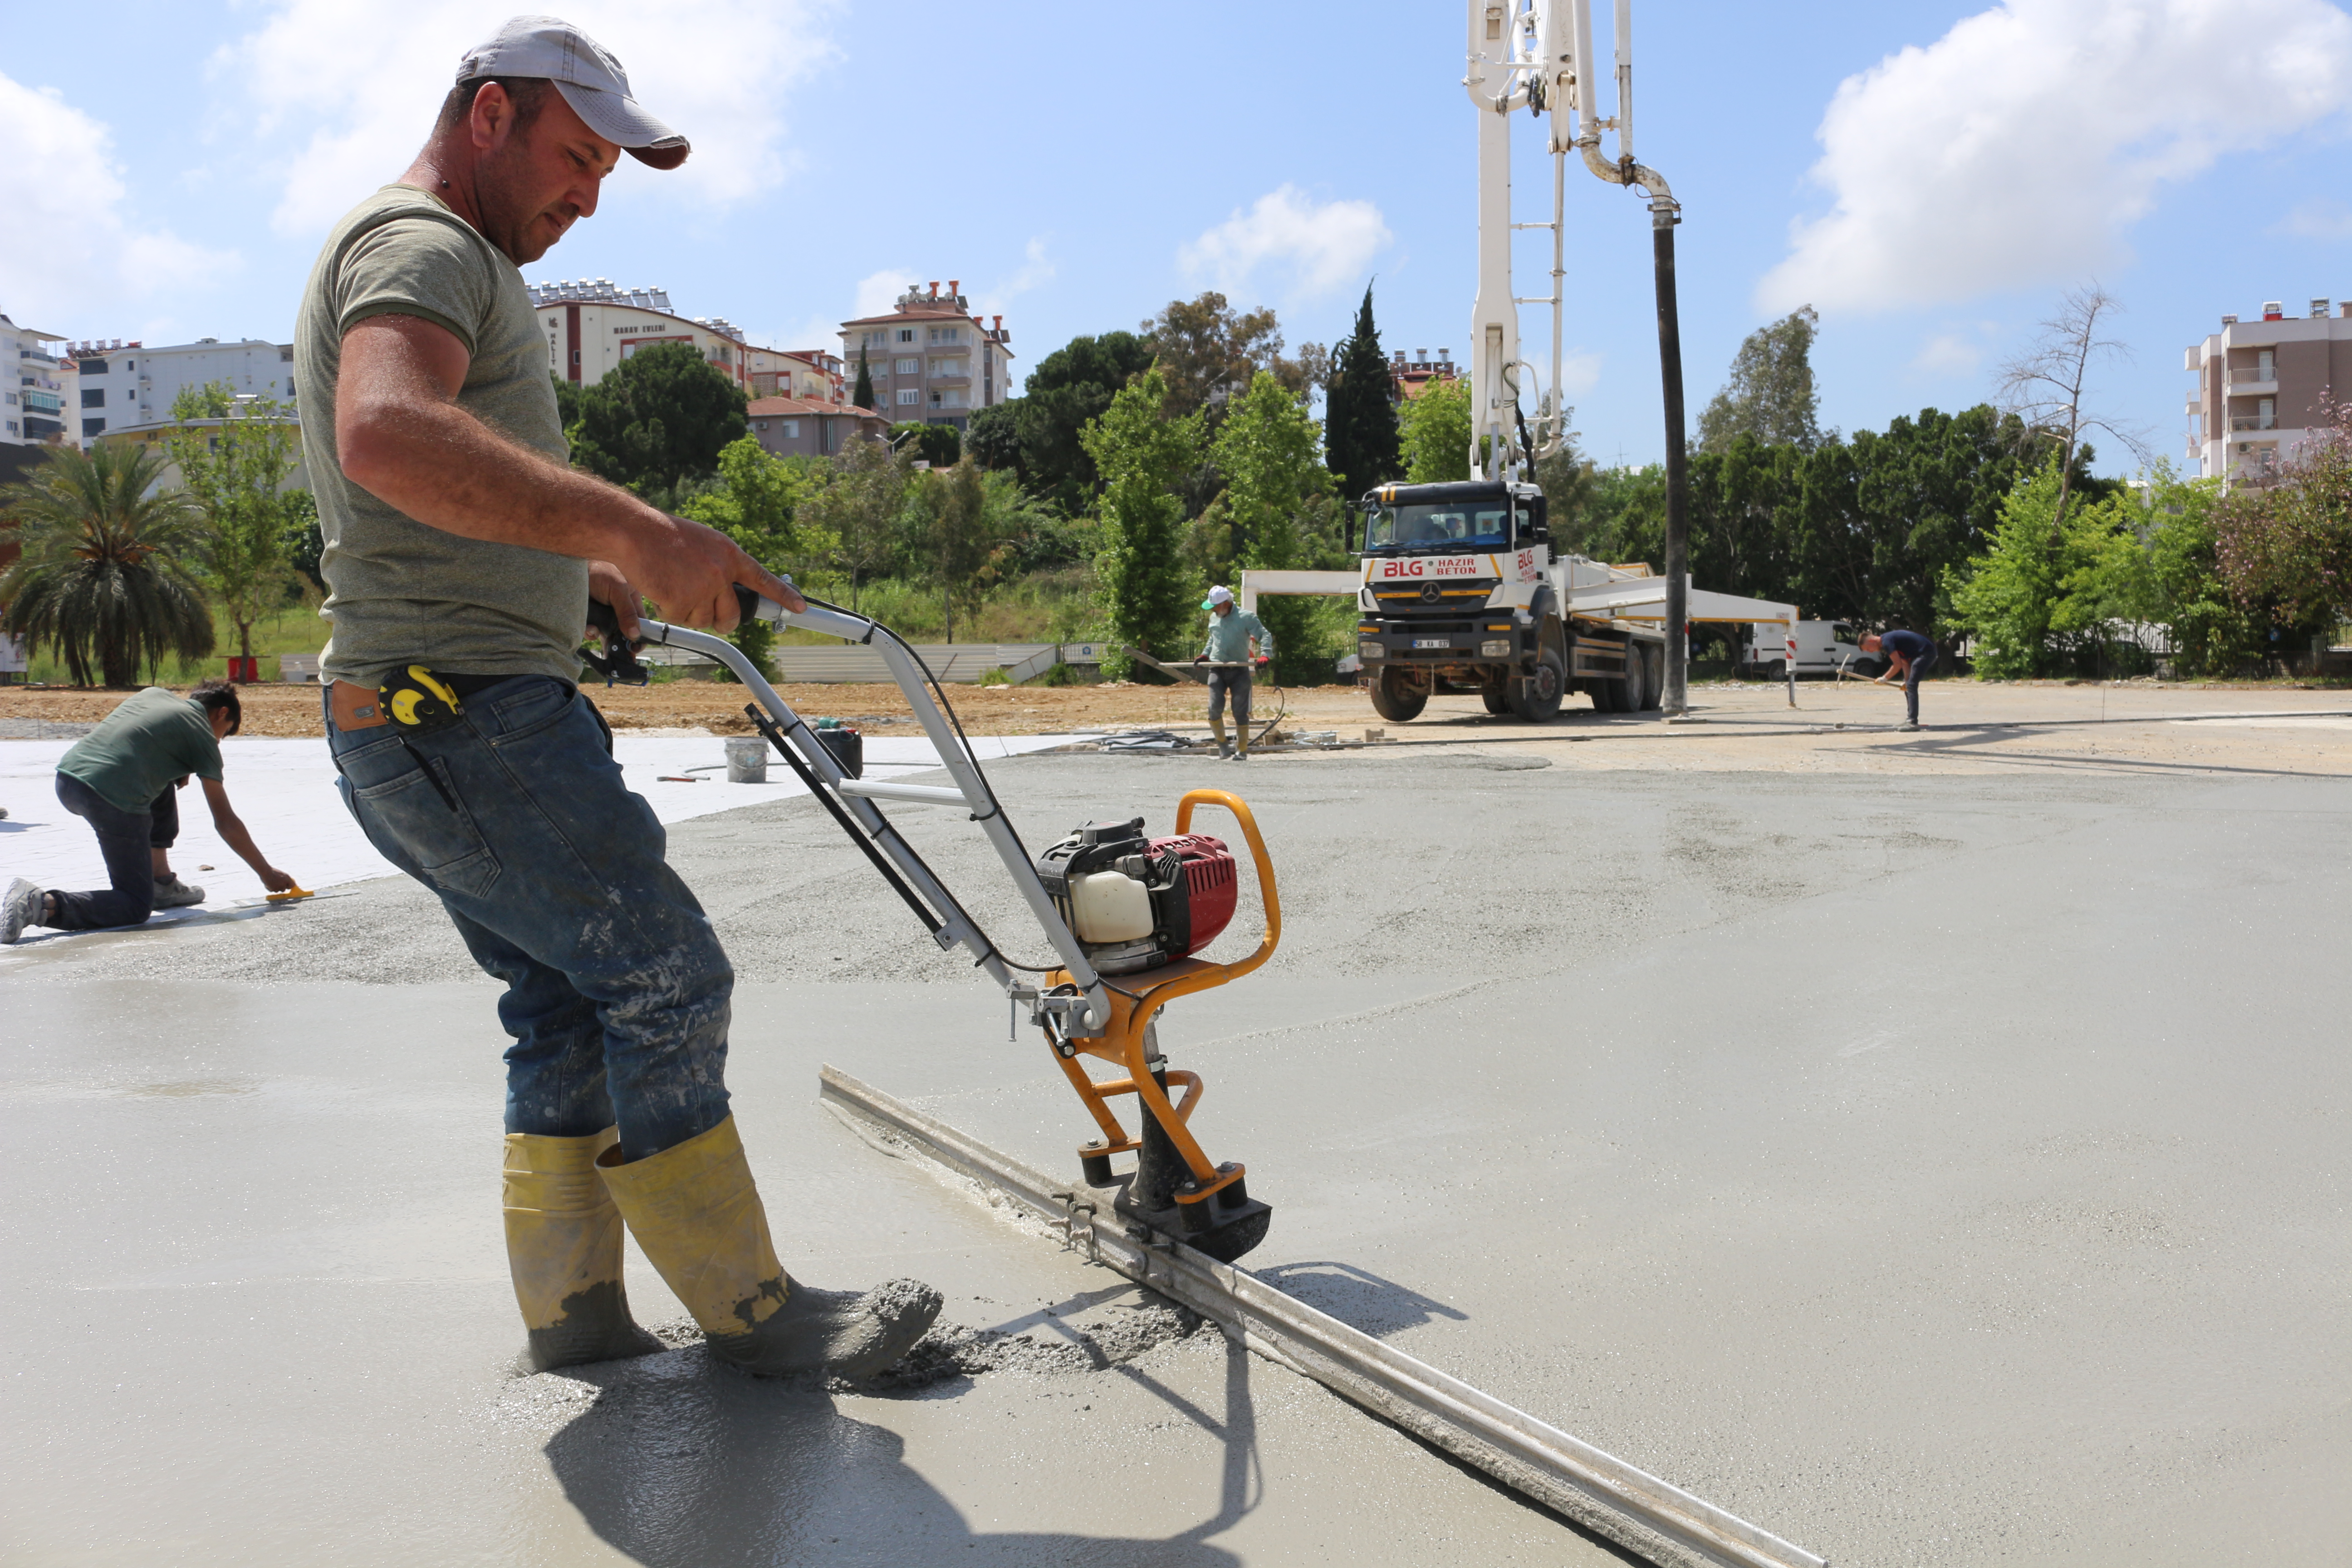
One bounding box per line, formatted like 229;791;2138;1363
5;740;2347;1565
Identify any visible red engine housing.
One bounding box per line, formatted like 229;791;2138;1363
1153;833;1237;957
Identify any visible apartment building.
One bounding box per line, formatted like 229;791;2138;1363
525;279;840;407
4;312;78;446
838;280;1014;434
65;336;297;445
1391;347;1458;399
2185;297;2352;486
745;395;889;459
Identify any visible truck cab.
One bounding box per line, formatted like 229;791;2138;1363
1353;480;1661;722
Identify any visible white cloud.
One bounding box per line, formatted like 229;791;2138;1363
213;1;840;238
1758;0;2352;314
974;237;1055;317
2275;196;2352;238
0;72;238;328
1911;332;1984;376
851;268;921;320
1558;350;1602;397
1178;186;1391;300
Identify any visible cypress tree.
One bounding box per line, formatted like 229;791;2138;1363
853;345;875;410
1323;284;1403;505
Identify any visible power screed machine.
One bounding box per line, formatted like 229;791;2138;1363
589;588;1279;1263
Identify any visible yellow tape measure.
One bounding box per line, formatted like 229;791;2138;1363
380;666;462;729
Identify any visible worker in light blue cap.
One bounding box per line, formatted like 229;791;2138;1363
1193;585;1271;760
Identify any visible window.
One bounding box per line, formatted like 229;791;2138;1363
782;420;800;438
897;328;915;343
83;417;106;437
82;387;105;408
896;358;919;375
896;388;920;405
931;388;964;407
927;326;962;344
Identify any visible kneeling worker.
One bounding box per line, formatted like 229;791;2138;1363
296;17;938;1376
3;681;297;944
1194;585;1270;760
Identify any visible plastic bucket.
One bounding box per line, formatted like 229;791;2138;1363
724;736;769;784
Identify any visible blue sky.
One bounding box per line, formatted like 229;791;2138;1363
8;0;2351;474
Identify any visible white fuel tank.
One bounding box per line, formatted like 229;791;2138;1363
1069;870;1154;943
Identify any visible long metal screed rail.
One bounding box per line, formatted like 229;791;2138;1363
604;588;1828;1566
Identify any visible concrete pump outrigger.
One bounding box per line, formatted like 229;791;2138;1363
588;587;1279;1264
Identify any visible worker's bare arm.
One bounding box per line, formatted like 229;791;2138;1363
201;778;296;892
333;314;802;629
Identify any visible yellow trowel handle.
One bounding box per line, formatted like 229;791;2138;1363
1174;789;1280;980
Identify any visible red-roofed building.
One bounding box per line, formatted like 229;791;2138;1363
838;280;1014;434
746;396;891;458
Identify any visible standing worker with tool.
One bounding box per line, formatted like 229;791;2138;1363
294;16;939;1376
1;681;298;943
1194;585;1270;760
1862;628;1938;731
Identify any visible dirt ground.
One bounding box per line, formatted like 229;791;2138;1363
8;675;2352;774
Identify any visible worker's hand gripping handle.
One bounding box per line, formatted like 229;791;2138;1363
1174;789;1280;980
582;599;648;686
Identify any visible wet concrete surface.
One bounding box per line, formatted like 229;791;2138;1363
6;735;2350;1564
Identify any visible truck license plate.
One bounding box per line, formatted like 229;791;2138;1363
1412;638;1449;650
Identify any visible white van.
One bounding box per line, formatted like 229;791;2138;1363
1740;620;1884;678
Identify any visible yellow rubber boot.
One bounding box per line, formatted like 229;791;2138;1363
596;1116;941;1377
503;1127;664;1372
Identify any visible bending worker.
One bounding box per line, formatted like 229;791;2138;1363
2;681;297;944
294;17;938;1377
1194;584;1270;760
1862;628;1938;731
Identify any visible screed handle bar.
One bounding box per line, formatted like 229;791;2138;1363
636;597;1113;1034
1174;789;1281;982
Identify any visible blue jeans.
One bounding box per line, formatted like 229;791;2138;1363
48;772;177;930
325;677;733;1158
1903;648;1939;724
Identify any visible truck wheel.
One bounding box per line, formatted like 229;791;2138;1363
1620;645;1649;712
1639;644;1663;711
1369;667;1427;721
1509;648;1564;722
1480;677;1512;715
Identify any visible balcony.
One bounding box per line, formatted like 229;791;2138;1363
21;391;63;415
2227;372;2278;395
926;360;971;383
2231;415;2280;432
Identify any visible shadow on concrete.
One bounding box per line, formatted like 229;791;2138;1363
545;1333;1261;1567
1255;1260;1469;1337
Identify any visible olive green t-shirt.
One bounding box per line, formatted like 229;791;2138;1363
56;688;222;813
295;184;586;688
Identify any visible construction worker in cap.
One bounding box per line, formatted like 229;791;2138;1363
1193;585;1270;760
294;16;939;1377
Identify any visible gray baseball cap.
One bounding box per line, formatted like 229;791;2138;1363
456;16;688;170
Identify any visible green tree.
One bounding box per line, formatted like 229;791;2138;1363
0;443;214;686
804;435;912;610
982;331;1158;514
565;341;749;507
165;388;302;666
2126;467;2264;676
2217;399;2352;641
1695;306;1822;453
1945;463;2116;677
1323;284;1403;506
1084;367;1204;677
852;345;876;411
1211;370;1337;681
680;435;829;681
889;421;961;467
917;457;1018;643
1396;377;1473;483
1141;294;1323;421
1996;285;2145;541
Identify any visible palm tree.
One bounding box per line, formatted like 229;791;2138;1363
0;442;214;687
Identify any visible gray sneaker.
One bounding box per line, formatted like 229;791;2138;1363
1899;721;1921;732
3;878;43;944
152;873;207;908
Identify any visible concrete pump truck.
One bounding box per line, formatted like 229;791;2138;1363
1357;0;1697;725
